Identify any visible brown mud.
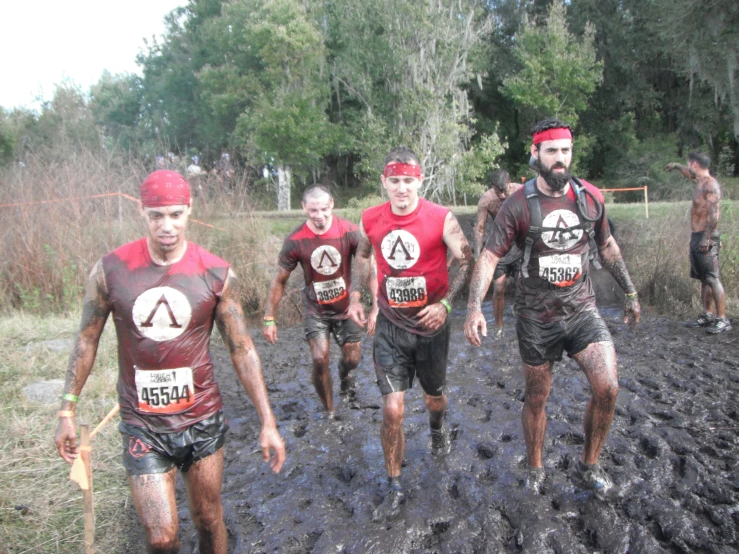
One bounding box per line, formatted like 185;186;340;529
129;218;739;553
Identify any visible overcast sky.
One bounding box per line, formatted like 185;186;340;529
1;0;185;110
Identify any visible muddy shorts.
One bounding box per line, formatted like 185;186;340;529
304;314;363;345
689;232;720;281
493;245;522;281
515;309;612;366
372;313;450;396
120;410;228;475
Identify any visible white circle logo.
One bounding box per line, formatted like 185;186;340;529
381;230;420;270
310;245;342;275
132;287;192;342
541;209;583;250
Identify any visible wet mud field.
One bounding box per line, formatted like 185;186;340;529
154;279;739;553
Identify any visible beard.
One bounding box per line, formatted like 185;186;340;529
535;157;572;191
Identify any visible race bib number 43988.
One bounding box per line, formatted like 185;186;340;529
135;366;194;414
539;254;582;287
313;277;347;305
386;276;428;308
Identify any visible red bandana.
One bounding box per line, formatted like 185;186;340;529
383;162;422;178
140;171;191;207
532;127;572;145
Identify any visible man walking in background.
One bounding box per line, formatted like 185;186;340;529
348;146;473;521
464;119;640;501
55;170;285;554
666;153;731;334
473;169;522;337
263;185;376;416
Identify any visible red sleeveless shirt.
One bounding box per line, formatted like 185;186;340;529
362;198;449;336
102;239;228;432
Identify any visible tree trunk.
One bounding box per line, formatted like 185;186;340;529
277;165;291;211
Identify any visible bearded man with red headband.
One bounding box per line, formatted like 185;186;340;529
464;118;640;501
348;146;473;521
54;170;285;553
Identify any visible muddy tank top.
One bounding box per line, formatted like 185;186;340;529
362;198;449;336
103;238;228;433
277;216;359;319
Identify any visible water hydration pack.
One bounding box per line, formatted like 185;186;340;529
521;177;603;280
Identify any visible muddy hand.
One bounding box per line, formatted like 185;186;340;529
54;417;78;464
262;323;278;344
624;297;641;328
347;297;367;328
464;310;487;347
260;426;286;474
367;306;379;337
417;303;447;332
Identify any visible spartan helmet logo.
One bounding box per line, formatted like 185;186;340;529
541;209;583;250
310;245;342;276
381;230;420;270
132;287;192;341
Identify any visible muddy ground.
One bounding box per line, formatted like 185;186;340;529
128;219;739;553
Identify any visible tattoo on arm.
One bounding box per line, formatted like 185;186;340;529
467;250;497;311
443;213;473;303
599;237;636;294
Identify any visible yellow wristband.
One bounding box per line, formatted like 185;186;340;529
625;291;638;299
58;410;75;418
263;316;275;321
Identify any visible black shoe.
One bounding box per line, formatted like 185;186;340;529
523;467;546;494
572;461;614;501
431;427;451;456
706;317;732;335
339;375;356;397
684;312;715;328
371;487;404;522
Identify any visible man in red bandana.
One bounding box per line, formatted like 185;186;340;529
54;170;285;554
348;146;473;521
464;118;640;501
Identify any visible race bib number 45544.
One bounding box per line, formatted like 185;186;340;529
135;366;194;414
386;276;428;308
539;254;582;287
313;277;347;305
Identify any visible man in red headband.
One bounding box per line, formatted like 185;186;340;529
464;118;640;501
54;170;285;553
348;146;473;521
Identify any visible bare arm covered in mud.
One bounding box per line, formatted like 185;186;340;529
366;254;380;336
54;260;112;463
598;237;640;328
347;220;373;327
665;163;696;181
697;179;721;251
473;194;491;259
262;267;292;344
463;249;500;347
216;270;285;473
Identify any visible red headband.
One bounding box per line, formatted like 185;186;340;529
532;127;572;145
383;162;422;178
140;171;191;207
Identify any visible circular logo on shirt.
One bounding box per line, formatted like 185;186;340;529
310;245;342;275
541;209;583;251
381;230;420;270
132;287;192;342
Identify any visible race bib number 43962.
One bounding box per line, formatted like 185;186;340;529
135;366;194;414
313;277;347;305
386;276;428;308
539;254;582;287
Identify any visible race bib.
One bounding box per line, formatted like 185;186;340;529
313;277;347;305
135;366;194;414
386;276;428;308
539;254;582;287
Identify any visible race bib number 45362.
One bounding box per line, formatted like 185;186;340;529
313;277;347;304
539;254;582;287
135;366;194;414
386;276;428;308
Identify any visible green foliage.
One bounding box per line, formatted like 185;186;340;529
457;132;508;196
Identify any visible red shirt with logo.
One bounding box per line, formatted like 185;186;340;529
486;179;610;322
102;239;228;433
362;198;450;336
278;216;360;319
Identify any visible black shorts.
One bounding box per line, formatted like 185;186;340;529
515;309;612;366
372;313;450;396
304;315;363;345
120;410;228;475
689;232;720;281
493;245;522;281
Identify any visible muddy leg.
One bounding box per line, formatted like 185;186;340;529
338;340;361;380
308;335;334;413
129;469;180;553
705;276;726;318
184;448;227;554
381;392;405;478
423;391;448;430
573;341;619;465
701;281;714;314
522;361;552;468
493;275;507;332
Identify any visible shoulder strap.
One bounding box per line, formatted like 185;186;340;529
521;179;541;278
570;177;602;270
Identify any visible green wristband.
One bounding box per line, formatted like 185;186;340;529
262;320;276;326
625;291;638;300
440;299;452;313
62;393;79;403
